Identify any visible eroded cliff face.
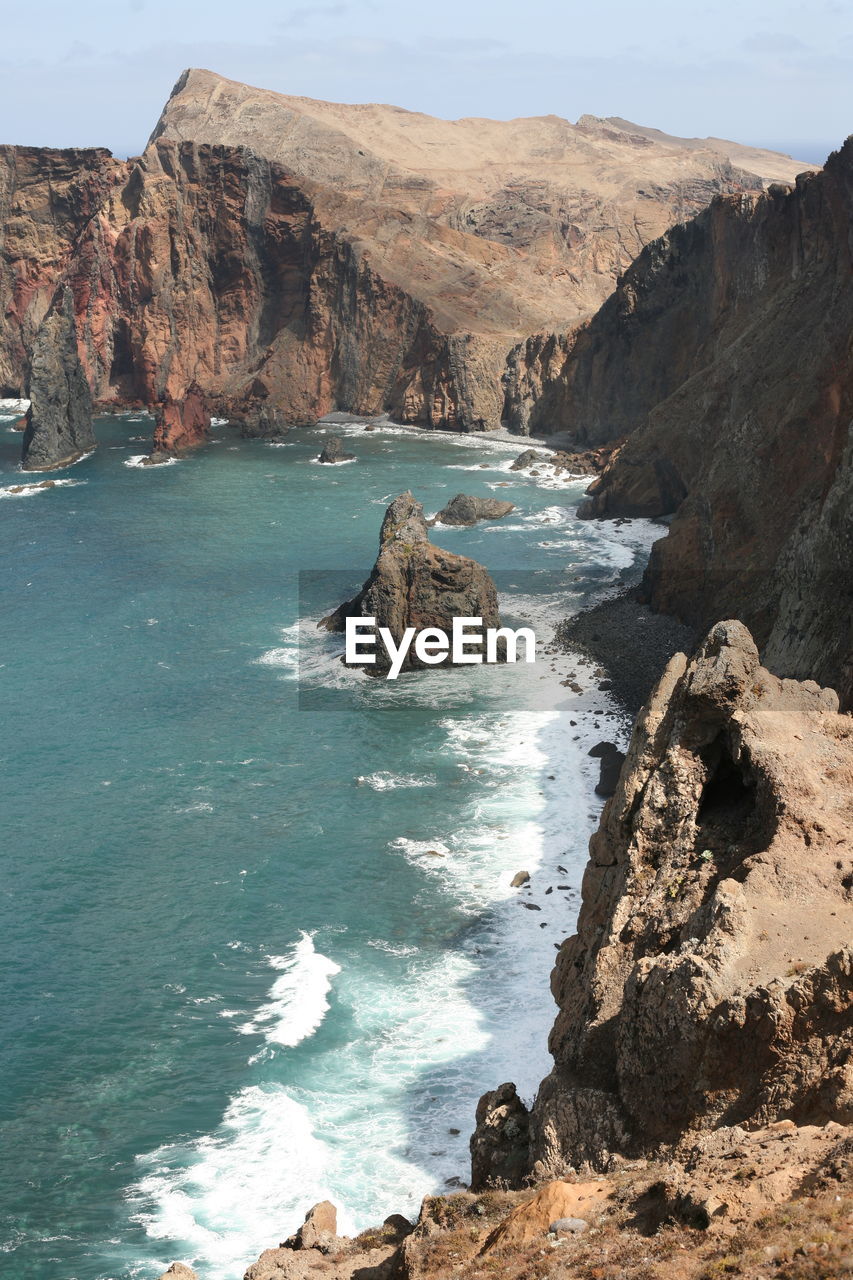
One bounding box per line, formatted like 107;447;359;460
526;140;853;708
21;286;95;470
472;622;853;1183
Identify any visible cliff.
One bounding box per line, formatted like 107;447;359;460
472;621;853;1183
21;285;95;470
522;139;853;709
0;70;807;466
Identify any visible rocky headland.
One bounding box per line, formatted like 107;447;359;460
0;70;807;467
508;139;853;712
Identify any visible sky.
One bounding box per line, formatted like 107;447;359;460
0;0;850;162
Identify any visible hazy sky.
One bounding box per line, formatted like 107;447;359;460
1;0;850;162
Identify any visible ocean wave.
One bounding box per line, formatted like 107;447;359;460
238;932;341;1049
0;478;84;499
356;772;438;791
124;455;179;469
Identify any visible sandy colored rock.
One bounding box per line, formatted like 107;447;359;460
155;1265;197;1280
480;1180;613;1252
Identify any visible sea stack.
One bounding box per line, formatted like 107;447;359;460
321;491;502;674
21;287;95;471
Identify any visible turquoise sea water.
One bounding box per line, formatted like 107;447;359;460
0;416;659;1280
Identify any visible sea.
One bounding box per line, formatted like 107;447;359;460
0;414;661;1279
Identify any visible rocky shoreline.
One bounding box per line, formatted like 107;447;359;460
555;589;697;718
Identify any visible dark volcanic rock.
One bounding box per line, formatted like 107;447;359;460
321;491;502;674
21;287;95;471
510;448;544;471
317;435;355;464
233;403;291;439
588;741;626;797
431;493;514;525
470;1082;530;1191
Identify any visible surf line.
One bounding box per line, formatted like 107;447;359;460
344;616;536;680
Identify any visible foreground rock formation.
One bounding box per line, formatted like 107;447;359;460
0;70;806;462
472;620;853;1184
321;492;501;673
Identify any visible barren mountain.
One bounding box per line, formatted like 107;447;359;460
0;69;809;466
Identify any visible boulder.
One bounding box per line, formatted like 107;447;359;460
21;286;95;471
480;1180;612;1252
284;1200;338;1250
430;493;514;526
587;741;625;797
510;449;543;471
155;1266;198;1280
321;491;502;675
510;870;530;888
318;435;355;464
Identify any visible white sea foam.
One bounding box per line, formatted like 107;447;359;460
356;772;438;791
0;478;84;499
238;933;341;1049
124;455;179;469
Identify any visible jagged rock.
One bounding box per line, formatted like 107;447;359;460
155;1266;197;1280
284;1199;338;1250
151;382;210;456
318;435;355;464
470;1082;530;1190
430;493;514;525
480;1180;612;1252
21;287;95;471
321;492;502;675
233;403;291;439
510;449;544;470
522;620;853;1177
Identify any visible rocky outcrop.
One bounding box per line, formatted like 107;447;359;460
321;492;501;674
21;286;95;470
510;443;619;476
522;141;853;708
430;494;514;525
317;435;356;464
150;382;209;458
492;621;853;1180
